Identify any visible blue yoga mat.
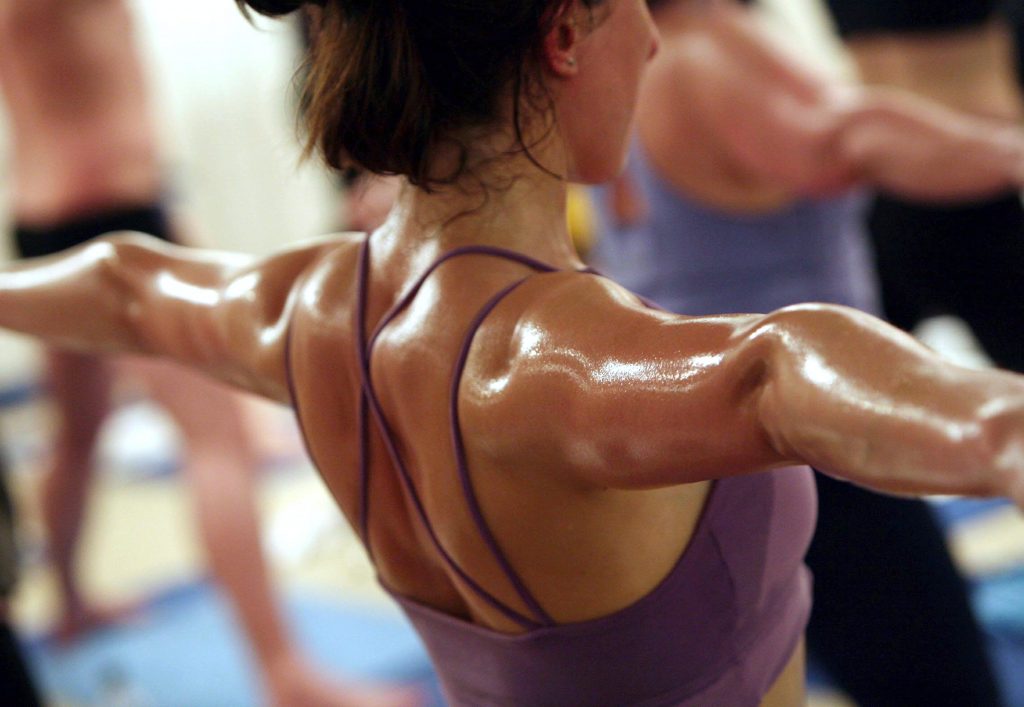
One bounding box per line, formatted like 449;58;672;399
21;505;1024;706
25;580;444;707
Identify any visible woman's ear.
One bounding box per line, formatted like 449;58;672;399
542;2;584;77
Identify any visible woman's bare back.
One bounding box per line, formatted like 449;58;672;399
286;235;717;632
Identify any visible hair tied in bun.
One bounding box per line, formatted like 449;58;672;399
236;0;325;18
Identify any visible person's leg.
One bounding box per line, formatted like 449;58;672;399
833;194;1015;707
806;473;1003;707
136;363;421;707
14;208;420;703
37;348;123;642
839;193;1020;707
11;212;170;643
1;4;176;638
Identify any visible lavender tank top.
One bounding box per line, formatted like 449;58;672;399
298;236;817;706
591;146;881;316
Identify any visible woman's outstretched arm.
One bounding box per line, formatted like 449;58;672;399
0;232;347;402
480;274;1024;507
746;303;1024;503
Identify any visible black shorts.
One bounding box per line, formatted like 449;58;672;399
823;0;1001;38
869;191;1024;373
13;204;173;259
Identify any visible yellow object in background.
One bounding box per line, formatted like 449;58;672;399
567;186;597;257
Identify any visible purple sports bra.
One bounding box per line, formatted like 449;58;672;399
296;236;817;706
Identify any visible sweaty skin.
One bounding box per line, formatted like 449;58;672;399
1;1;1023;705
3;229;1023;590
3;224;1024;707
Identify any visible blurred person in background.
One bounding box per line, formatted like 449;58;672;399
0;0;419;705
591;0;1022;704
821;0;1024;380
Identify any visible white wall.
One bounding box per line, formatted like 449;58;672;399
759;0;855;81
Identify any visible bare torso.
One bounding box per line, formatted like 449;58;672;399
0;0;160;222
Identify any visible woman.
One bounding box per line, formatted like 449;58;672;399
1;0;1022;704
592;1;1023;703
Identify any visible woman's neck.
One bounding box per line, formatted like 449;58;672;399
377;121;584;270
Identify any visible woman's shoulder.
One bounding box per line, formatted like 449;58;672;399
459;267;780;488
502;269;715;348
283;230;366;265
288;230;366;290
278;231;367;336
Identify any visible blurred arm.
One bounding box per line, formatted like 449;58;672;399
665;2;1024;200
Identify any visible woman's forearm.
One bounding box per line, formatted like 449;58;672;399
0;231;345;403
752;304;1024;505
0;233;243;356
0;237;143;352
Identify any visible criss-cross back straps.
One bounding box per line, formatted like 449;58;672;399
356;237;593;630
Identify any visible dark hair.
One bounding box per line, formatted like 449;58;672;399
647;0;754;7
238;0;318;16
237;0;608;189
